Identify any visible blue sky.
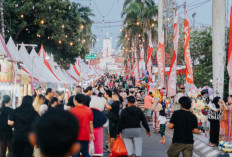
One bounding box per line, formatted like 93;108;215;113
72;0;230;51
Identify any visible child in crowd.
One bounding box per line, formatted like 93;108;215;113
157;110;167;144
29;110;80;157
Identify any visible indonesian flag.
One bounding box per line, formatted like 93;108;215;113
134;52;139;86
139;45;146;76
184;8;194;84
147;35;153;83
156;31;165;88
228;3;232;95
167;12;179;97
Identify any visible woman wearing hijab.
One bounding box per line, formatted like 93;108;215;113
8;95;39;157
0;95;13;157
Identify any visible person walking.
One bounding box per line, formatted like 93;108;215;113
118;96;150;157
83;86;93;107
44;88;54;106
157;110;167;144
70;94;94;157
8;95;39;157
151;98;163;133
105;92;120;152
0;95;13;157
167;96;199;157
90;92;107;157
33;94;48;116
144;92;154;121
208;97;221;146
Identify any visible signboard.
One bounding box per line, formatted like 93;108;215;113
85;53;97;60
0;60;14;83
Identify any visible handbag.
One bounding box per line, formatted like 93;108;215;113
89;141;95;156
110;136;127;157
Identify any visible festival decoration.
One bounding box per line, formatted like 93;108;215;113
228;2;232;95
192;100;206;123
156;31;165;88
184;7;194;84
167;12;179;97
147;34;153;83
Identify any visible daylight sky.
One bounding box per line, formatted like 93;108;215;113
72;0;231;51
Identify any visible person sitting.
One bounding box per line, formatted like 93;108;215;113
29;110;80;157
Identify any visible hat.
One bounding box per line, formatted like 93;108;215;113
127;96;135;103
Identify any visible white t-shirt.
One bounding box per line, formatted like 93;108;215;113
158;116;167;125
90;96;106;111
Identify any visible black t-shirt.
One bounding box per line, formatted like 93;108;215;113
170;110;198;144
0;107;13;139
109;101;120;122
67;95;75;108
9;107;39;140
44;98;50;106
83;95;91;107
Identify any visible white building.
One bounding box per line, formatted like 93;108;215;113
103;38;112;57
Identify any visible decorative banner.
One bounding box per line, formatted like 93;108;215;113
127;57;131;79
228;3;232;95
167;12;179;97
139;45;145;76
147;35;153;83
156;31;165;88
184;8;194;84
134;52;139;86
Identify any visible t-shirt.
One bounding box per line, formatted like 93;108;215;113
90;96;106;111
144;95;153;109
0;107;13;139
83;95;91;107
44;98;50;106
158;116;167;125
67;95;75;108
170;110;198;144
70;105;93;141
109;101;120;122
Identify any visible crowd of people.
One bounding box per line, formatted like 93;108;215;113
0;73;232;157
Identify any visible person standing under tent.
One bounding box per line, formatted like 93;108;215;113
44;88;54;106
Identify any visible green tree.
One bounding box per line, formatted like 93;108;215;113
118;0;158;64
4;0;94;69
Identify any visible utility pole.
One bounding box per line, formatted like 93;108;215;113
212;0;226;97
192;12;196;29
157;0;163;87
0;0;4;40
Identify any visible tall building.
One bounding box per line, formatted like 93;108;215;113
103;38;112;57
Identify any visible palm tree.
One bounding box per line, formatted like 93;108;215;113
118;0;158;68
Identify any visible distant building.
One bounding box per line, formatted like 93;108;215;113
103;38;112;57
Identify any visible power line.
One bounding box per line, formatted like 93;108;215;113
92;0;116;18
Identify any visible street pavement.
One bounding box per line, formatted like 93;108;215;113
104;124;200;157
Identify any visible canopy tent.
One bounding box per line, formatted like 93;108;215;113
30;48;60;83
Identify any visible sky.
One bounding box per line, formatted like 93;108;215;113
72;0;231;52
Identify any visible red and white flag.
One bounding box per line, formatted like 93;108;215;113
228;3;232;95
147;36;153;83
167;12;179;97
127;57;131;78
157;31;165;88
139;45;145;75
184;8;194;84
134;52;139;86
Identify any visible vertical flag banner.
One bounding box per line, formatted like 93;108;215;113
134;52;139;86
127;57;131;79
228;2;232;95
147;35;153;83
139;45;146;75
167;12;179;97
184;8;194;84
156;31;165;88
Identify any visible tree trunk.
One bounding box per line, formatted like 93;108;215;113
212;0;226;97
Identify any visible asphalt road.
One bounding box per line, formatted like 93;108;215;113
103;126;200;157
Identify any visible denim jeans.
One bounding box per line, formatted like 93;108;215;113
73;141;90;157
